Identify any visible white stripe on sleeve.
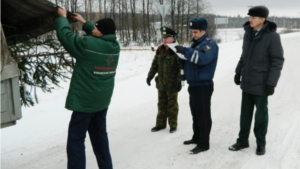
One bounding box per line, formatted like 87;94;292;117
191;50;196;62
194;50;199;64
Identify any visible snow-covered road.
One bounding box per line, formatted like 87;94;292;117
1;32;300;169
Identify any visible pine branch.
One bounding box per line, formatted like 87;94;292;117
12;52;69;58
9;35;74;107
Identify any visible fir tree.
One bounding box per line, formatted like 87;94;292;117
9;33;74;106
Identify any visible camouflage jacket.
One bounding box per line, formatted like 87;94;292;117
148;45;181;92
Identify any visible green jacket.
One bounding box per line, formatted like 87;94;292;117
55;17;120;112
148;45;181;92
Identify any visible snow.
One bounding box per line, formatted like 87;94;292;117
215;27;300;43
1;30;300;169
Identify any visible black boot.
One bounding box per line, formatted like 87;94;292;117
151;126;165;132
183;139;197;145
256;146;265;155
228;143;249;151
170;127;177;133
190;146;209;154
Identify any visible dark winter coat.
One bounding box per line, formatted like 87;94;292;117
181;33;219;86
236;20;284;96
55;17;120;112
148;45;181;92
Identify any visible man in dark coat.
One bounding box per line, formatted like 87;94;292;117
228;6;284;156
175;17;219;154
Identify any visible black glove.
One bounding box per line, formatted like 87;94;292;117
175;82;182;92
151;46;155;52
146;76;153;86
175;45;185;54
265;85;275;96
234;73;241;85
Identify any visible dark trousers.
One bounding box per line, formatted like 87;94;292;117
188;85;213;149
67;108;112;169
237;92;268;147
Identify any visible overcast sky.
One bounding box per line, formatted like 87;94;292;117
208;0;300;17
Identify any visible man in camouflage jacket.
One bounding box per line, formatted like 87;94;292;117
147;26;181;133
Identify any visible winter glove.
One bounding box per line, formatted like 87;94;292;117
234;73;241;85
265;85;275;96
175;82;182;92
151;46;155;52
175;45;185;54
146;76;153;86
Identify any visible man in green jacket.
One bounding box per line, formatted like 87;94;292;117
56;8;120;169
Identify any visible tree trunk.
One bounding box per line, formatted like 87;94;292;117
98;0;102;16
142;0;145;43
170;0;175;29
130;0;137;41
147;0;151;43
186;0;191;42
104;0;107;17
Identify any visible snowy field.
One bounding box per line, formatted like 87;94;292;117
1;30;300;169
215;27;300;43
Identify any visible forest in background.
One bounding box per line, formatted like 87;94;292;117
8;0;300;107
51;0;300;45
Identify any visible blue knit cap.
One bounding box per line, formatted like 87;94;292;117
189;17;208;30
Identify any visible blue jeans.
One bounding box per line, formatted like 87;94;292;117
67;108;112;169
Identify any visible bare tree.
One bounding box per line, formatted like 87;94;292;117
170;0;176;29
98;0;102;15
109;0;116;20
64;0;69;10
186;0;191;42
123;0;131;45
104;0;107;17
130;0;137;41
146;0;151;43
118;0;124;42
71;0;78;13
179;0;184;42
84;0;88;20
88;0;94;19
142;0;147;43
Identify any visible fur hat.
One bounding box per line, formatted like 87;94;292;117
95;18;116;35
248;6;269;18
189;17;208;30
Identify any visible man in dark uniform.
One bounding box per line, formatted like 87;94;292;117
228;6;284;156
147;27;182;133
175;17;219;154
